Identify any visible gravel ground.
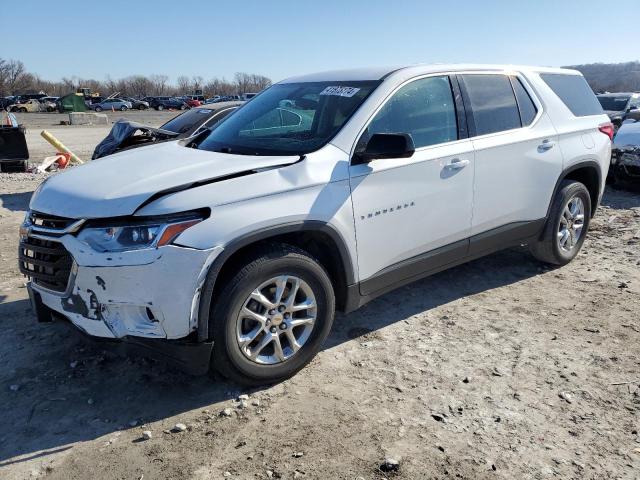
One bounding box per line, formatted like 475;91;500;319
0;167;639;479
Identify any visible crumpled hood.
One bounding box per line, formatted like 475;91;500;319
30;141;300;219
604;110;624;119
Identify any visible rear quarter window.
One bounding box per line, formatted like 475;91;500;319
460;74;521;136
540;73;603;117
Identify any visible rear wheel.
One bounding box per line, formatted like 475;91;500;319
210;244;335;385
157;105;164;111
530;180;591;265
19;107;27;113
138;104;147;110
180;104;186;110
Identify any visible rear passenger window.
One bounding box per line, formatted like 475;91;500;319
461;74;521;136
511;77;537;126
364;76;457;148
540;73;603;117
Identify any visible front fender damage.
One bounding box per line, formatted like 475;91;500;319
36;245;223;340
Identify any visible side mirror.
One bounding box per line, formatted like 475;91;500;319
353;133;415;165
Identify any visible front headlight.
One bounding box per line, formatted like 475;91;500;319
77;218;202;253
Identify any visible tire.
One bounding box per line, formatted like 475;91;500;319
530;180;591;266
180;104;186;110
157;105;164;111
19;108;27;113
94;106;103;112
120;105;128;111
210;244;335;385
138;105;147;110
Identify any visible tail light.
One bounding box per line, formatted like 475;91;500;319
598;123;614;141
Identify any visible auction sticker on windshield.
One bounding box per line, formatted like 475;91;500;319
319;86;361;97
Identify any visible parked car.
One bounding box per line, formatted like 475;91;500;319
204;96;222;104
610;119;640;183
90;98;132;112
242;93;257;100
15;93;47;102
120;97;149;110
21;64;611;385
185;94;205;103
1;97;16;110
92;101;244;159
597;93;640;129
150;96;188;111
8;99;44;112
39;96;59;104
181;96;202;108
39;97;58;112
85;96;105;106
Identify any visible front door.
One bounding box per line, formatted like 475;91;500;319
349;75;474;295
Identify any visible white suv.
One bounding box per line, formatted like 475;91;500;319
20;64;612;385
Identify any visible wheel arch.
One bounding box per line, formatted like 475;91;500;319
197;221;355;342
547;161;602;219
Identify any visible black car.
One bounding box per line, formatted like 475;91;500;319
597;93;640;129
149;96;188;111
92;101;243;159
610;120;640;183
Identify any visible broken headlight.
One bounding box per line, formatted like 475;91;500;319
77;218;202;253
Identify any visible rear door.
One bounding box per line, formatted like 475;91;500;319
349;75;475;293
458;73;563;244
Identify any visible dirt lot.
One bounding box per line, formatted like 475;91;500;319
12;111;178;161
1;124;640;479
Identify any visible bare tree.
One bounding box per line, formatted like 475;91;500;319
191;75;204;93
149;74;169;95
176;75;190;94
0;57;273;99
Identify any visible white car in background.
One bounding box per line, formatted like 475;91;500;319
21;64;611;385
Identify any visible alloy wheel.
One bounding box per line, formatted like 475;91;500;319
236;275;317;365
557;196;585;252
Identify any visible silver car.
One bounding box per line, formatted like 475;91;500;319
92;98;133;112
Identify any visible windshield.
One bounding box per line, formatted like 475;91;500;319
196;81;380;155
598;96;630;111
161;108;215;134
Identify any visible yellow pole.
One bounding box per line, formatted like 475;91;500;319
40;130;84;165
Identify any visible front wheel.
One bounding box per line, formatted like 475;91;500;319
210;244;335;385
138;105;147;110
120;105;128;111
530;180;591;265
94;106;103;112
156;105;164;111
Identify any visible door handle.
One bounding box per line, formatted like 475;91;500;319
446;158;470;170
538;139;556;152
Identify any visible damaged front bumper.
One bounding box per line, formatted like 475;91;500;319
20;225;222;374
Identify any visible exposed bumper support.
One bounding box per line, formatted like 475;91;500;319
29;286;213;375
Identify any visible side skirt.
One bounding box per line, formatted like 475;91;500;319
343;219;545;313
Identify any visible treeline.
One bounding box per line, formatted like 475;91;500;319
566;61;640;93
0;58;272;98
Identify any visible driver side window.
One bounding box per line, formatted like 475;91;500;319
363;75;458;149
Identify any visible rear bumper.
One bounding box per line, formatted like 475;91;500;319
28;285;213;375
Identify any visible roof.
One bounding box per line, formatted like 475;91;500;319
279;64;581;84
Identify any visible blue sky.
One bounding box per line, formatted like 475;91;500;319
3;0;636;83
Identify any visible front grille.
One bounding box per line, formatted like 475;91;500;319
29;211;77;231
19;236;73;292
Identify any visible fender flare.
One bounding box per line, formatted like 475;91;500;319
545;160;602;220
196;220;355;341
